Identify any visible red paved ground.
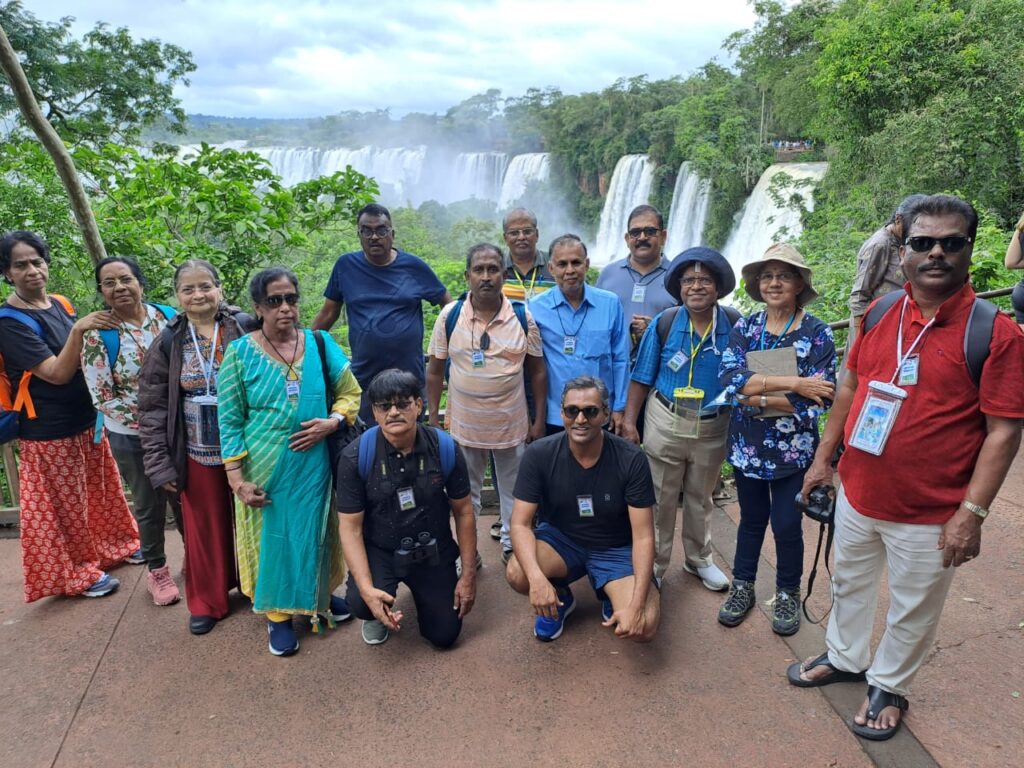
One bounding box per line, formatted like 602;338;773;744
0;448;1020;767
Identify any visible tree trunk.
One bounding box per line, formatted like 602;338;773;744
0;24;106;265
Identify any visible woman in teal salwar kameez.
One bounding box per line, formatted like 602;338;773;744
218;267;361;656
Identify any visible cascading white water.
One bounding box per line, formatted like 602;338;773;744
497;153;551;209
721;162;829;277
665;161;711;257
592;155;654;267
448;152;509;203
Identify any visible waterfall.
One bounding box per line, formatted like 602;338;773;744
665;161;710;257
592;154;654;267
448;152;509;203
497;153;551;209
722;162;829;277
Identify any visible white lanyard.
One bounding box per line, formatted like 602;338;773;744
188;321;220;396
890;296;934;384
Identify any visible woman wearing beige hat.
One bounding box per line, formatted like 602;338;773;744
716;243;836;636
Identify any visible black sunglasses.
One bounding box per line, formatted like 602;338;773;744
905;235;972;253
563;405;602;420
627;226;661;239
263;293;299;308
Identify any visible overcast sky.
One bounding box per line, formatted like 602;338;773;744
21;0;757;118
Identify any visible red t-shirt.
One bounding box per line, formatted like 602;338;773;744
839;283;1024;525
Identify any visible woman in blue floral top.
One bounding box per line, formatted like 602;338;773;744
717;244;836;636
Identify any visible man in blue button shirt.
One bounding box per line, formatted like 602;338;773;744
313;203;451;420
529;235;630;436
621;247;737;591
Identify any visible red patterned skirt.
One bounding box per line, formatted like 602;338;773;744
19;429;140;602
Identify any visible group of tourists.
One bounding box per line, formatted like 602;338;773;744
1;191;1021;742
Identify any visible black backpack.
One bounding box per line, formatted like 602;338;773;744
655;303;741;347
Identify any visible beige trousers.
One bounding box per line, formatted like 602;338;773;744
826;487;956;696
643;391;730;579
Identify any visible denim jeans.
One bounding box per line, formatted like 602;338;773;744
731;470;806;591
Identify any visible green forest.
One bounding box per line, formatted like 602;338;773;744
2;0;1023;337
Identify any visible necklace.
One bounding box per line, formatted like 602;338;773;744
261;329;301;381
14;291;49;309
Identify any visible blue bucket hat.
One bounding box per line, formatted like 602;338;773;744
664;247;736;303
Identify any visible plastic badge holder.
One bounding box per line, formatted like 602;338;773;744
673;386;704;438
847;381;906;456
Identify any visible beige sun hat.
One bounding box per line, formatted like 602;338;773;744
741;242;819;305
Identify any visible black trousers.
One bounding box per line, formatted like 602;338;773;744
346;542;462;649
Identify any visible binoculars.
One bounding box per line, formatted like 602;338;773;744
394;531;440;576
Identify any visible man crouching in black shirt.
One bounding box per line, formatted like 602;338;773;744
337;369;477;648
506;375;660;643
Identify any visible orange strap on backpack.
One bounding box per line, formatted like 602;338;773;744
4;294;76;420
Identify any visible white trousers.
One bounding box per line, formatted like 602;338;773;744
462;443;525;550
825;487;956;695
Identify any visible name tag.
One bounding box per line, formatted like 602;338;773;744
563;336;576;355
577;495;594;517
397;487;416;511
666;350;688;372
471;349;485;368
285;380;300;399
631;284;646;303
898;355;919;386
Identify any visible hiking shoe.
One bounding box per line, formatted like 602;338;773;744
267;617;299;656
328;594;352;622
534;588;576;642
146;565;180;606
490;521;502;540
126;548;146;565
361;619;390;645
717;579;756;627
83;573;120;598
601;598;613;623
682;561;730;592
771;587;801;636
455;552;483;577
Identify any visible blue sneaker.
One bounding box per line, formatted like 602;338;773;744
601;598;613;622
82;573;120;598
267;617;299;657
126;549;145;565
328;594;352;623
533;588;576;642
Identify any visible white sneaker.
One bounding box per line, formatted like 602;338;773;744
683;562;730;592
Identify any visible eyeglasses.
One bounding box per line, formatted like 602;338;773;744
358;226;393;239
905;235;972;253
627;226;661;239
562;405;602;420
99;275;138;289
504;228;536;238
372;398;416;412
178;283;217;296
262;293;299;308
681;276;715;288
758;271;798;283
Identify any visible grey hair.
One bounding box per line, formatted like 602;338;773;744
560;375;609;410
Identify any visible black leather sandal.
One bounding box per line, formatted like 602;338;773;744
849;684;909;741
786;651;867;688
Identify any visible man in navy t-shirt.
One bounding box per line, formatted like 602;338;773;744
313;203;451;420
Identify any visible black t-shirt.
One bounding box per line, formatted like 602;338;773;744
336;425;471;560
513;432;655;549
0;303;95;441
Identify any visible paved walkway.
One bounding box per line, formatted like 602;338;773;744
1;449;1021;768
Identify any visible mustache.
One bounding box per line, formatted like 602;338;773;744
918;262;952;272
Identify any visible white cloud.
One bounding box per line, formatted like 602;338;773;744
21;0;756;118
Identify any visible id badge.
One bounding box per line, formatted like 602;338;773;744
397;487;416;511
673;386;704;439
193;395;220;445
848;380;907;456
898;355;919;386
471;349;485;368
285;380;300;399
631;284;646;303
577;495;594;518
563;336;577;355
666;350;688;372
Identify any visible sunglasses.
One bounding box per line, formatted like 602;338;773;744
263;293;299;308
627;226;661;239
358;226;393;239
372;398;416;412
758;271;798;283
905;235;972;253
562;405;602;420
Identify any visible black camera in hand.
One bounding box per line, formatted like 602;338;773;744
394;531;440;577
795;485;836;525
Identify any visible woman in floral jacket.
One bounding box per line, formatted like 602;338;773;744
715;244;836;637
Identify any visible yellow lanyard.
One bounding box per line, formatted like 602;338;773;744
686;317;714;389
512;266;539;298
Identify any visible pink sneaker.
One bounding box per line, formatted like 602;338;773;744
147;565;181;606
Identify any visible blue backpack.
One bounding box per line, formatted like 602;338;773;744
357;425;456;481
97;302;177;367
442;296;528;381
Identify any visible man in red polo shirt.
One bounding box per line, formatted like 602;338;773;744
786;194;1024;741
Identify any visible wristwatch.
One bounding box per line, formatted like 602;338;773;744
962;500;989;519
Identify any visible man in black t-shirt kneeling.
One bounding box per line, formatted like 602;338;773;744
507;375;660;643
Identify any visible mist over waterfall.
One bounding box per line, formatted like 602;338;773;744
448;152;508;203
721;162;828;277
592;155;653;267
665;161;710;257
497;153;552;209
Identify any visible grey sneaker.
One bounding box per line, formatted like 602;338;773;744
455;552;483;577
771;587;801;636
718;579;756;627
361;619;390;645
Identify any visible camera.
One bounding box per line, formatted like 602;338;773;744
394;531;440;576
795;484;836;525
